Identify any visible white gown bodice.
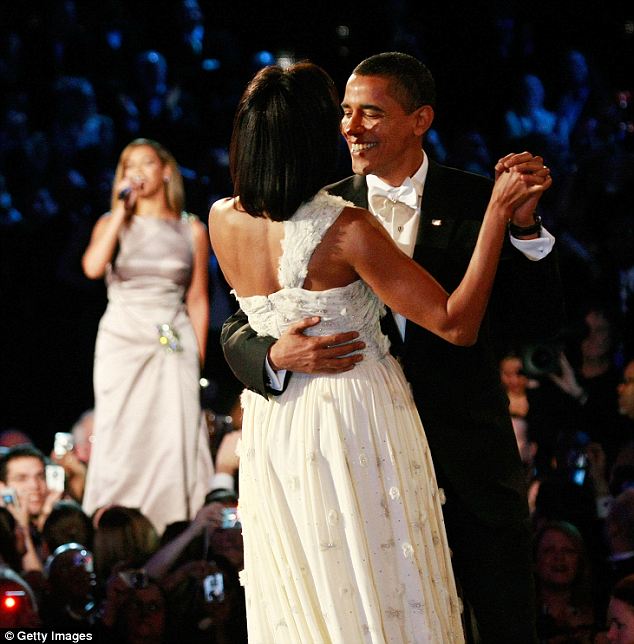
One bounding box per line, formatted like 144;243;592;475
233;190;391;362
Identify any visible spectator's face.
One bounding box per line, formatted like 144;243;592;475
618;362;634;420
500;357;528;395
4;457;47;517
607;597;634;643
535;529;580;589
124;585;166;644
340;74;428;186
581;310;612;361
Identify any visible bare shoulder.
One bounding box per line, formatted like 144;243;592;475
91;211;115;235
97;211;114;224
209;196;237;223
208;198;246;251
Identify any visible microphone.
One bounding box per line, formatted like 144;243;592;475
118;187;132;200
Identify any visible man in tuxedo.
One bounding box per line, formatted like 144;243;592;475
221;52;563;642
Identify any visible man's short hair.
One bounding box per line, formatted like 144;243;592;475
0;444;46;482
353;51;436;113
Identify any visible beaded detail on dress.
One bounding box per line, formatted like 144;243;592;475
233;190;391;361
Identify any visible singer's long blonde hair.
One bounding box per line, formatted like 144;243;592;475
110;138;185;215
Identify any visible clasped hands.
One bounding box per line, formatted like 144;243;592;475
495;151;551;230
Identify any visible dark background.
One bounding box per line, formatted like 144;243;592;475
1;0;633;450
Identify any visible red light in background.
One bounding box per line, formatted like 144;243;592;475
2;596;17;609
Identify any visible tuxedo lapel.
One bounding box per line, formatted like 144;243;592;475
416;161;457;248
330;174;368;208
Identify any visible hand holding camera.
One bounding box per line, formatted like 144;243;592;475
0;486;29;528
192;502;224;536
1;487;19;509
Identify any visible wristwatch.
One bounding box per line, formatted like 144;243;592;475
509;214;542;238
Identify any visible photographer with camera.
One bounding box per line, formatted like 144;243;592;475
98;564;168;643
0;445;64;575
47;411;94;504
138;499;246;642
515;306;624;484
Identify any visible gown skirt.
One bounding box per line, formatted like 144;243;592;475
238;353;464;644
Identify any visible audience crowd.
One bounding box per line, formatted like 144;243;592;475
1;1;633;641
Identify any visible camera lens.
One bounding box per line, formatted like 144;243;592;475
521;342;560;377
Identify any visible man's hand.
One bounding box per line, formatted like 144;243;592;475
495;151;551;230
36;488;63;532
1;487;30;529
268;317;365;374
549;352;587;403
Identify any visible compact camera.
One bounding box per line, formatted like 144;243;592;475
221;506;241;529
53;432;74;458
203;572;225;603
1;488;18;507
45;464;66;493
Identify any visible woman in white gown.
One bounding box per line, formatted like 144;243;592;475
209;64;551;643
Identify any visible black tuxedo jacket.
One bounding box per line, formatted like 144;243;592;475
221;161;564;526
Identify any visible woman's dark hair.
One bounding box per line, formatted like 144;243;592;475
230;62;340;222
42;500;94;552
93;506;159;583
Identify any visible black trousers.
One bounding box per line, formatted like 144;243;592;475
441;482;538;644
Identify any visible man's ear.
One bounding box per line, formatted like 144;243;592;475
413;105;434;137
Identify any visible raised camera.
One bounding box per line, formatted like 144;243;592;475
1;488;18;507
521;341;562;378
203;572;225;602
221;506;241;529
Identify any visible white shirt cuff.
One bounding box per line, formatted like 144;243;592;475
509;225;555;261
209;472;235;492
265;357;287;391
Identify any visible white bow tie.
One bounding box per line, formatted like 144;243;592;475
367;176;419;210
